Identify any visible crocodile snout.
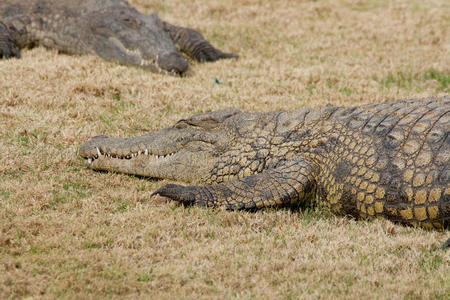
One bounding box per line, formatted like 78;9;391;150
79;135;110;158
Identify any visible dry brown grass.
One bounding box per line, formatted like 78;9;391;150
1;0;449;298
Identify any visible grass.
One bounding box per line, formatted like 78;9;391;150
0;0;449;298
373;69;450;92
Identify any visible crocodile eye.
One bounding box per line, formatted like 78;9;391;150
121;16;142;28
174;120;189;129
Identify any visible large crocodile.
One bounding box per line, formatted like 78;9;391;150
0;0;236;75
80;97;450;229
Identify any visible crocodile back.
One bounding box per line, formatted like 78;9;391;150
315;97;449;228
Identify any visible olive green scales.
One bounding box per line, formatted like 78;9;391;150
80;97;450;229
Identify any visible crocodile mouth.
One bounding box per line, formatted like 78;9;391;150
140;54;185;76
139;54;179;76
81;144;211;181
84;147;177;165
109;37;186;76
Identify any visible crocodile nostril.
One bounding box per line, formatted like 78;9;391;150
157;52;188;74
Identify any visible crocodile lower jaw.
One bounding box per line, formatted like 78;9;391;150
140;57;178;76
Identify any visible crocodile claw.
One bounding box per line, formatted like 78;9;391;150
153;184;211;207
152;184;198;205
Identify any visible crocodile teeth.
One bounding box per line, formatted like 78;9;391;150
85;150;176;162
140;58;156;67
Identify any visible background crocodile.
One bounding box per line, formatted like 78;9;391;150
0;0;236;75
80;97;450;229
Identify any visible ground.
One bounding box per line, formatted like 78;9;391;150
0;0;449;298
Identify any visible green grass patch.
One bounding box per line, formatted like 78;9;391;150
375;69;449;92
137;272;152;282
1;191;10;200
424;69;449;92
84;242;102;249
339;87;352;96
419;249;443;273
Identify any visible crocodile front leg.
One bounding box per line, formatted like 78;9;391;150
153;159;317;210
0;22;20;58
160;18;237;62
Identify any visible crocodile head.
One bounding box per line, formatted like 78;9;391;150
79;109;242;183
88;9;188;75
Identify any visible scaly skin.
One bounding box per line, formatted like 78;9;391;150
80;97;450;229
0;0;237;75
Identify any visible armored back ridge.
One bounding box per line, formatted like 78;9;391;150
0;0;237;75
80;97;450;229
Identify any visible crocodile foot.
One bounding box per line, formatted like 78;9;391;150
152;184;196;203
185;29;238;63
152;184;206;206
194;44;237;63
162;22;237;63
